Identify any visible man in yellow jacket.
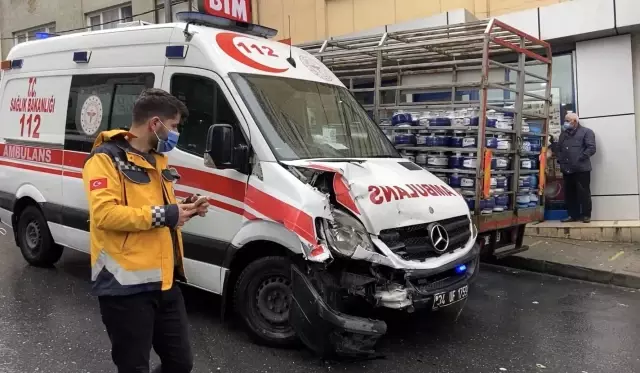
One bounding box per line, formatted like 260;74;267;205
82;88;208;373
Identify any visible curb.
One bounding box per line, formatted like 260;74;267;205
485;256;640;289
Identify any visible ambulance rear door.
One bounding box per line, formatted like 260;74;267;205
0;72;70;244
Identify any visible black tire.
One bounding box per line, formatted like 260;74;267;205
234;256;298;347
17;206;63;267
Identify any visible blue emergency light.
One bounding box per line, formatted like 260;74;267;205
11;59;23;69
35;32;52;39
73;51;91;63
165;45;188;59
454;264;467;275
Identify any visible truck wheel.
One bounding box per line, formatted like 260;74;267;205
234;256;298;346
17;206;63;267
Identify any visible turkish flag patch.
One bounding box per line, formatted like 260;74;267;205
90;178;108;191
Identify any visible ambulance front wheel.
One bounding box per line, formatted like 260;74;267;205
17;206;64;267
234;256;298;347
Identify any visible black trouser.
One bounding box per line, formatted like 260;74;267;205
98;284;193;373
563;171;592;219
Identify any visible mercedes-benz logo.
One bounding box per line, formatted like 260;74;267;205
428;223;450;253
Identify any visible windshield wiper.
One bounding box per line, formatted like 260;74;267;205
300;158;366;164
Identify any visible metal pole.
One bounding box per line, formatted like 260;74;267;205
164;0;173;23
474;32;490;217
512;36;527;214
373;50;382;125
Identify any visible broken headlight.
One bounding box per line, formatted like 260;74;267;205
321;209;374;257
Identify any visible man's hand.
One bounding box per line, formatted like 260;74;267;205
177;203;197;227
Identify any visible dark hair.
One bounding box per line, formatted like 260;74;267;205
132;88;189;125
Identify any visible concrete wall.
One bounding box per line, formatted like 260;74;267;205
1;0;82;58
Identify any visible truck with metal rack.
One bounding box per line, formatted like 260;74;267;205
299;18;552;259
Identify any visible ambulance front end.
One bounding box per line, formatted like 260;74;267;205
205;37;480;355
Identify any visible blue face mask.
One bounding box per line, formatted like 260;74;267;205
563;122;573;131
154;119;180;153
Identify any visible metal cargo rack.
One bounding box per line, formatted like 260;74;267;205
300;19;552;237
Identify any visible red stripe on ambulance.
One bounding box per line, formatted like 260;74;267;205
245;186;315;244
172;165;246;203
333;174;360;215
0;143;61;164
0;144;318;243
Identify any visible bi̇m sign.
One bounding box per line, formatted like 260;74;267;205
199;0;251;23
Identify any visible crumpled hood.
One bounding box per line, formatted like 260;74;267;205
283;158;471;234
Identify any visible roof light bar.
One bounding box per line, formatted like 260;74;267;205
165;45;188;59
35;32;53;40
1;59;23;70
73;51;91;64
175;11;278;39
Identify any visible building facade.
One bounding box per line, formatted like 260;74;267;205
294;0;640;221
0;0;196;59
0;0;572;57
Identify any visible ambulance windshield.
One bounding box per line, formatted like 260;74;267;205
231;73;399;161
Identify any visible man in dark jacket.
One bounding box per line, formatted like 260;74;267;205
550;113;596;223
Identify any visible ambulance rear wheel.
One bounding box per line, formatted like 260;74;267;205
17;206;63;267
234;256;298;347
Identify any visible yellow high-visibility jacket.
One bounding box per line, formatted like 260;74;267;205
82;129;185;296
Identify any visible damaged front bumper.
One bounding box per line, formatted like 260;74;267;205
290;243;481;357
290;264;387;357
375;243;480;311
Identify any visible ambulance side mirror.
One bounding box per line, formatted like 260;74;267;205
206;124;235;169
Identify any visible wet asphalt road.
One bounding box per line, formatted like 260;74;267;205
0;229;639;373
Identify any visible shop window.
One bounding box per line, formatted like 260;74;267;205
170;74;246;157
499;54;576;124
64;73;155;152
524;54;576;120
345;78;397;106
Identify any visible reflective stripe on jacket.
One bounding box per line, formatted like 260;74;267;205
82;129;185;296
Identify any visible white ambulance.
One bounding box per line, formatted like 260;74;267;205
0;11;479;356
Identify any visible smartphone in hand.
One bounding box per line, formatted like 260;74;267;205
194;195;209;207
193;195;210;217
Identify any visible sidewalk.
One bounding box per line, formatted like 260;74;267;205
525;220;640;243
495;236;640;288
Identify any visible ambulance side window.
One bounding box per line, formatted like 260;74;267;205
64;73;155;153
171;74;245;157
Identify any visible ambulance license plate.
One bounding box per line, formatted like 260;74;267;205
432;285;469;310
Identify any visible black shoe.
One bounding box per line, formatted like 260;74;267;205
561;217;576;223
582;217;591;223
